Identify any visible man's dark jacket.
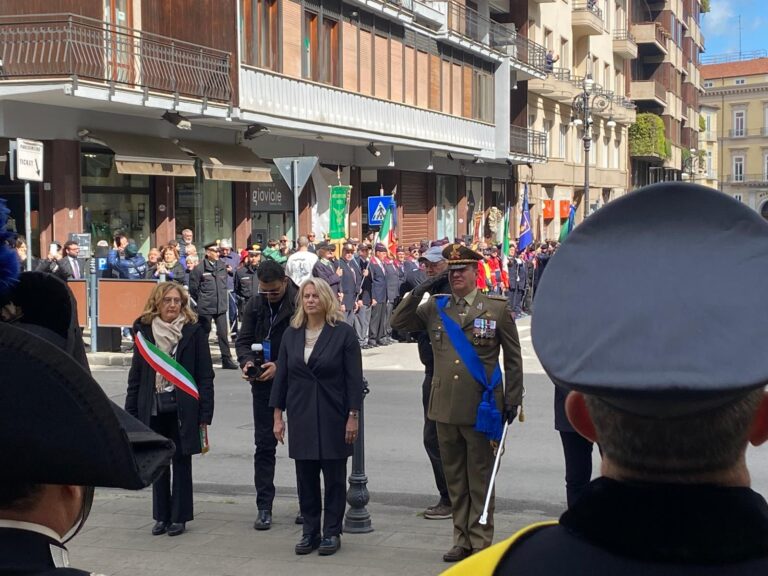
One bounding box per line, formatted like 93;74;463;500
188;258;229;315
312;258;341;293
338;258;362;311
235;280;299;368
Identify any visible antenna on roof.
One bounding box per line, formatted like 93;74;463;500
739;15;742;60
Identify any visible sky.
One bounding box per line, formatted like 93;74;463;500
700;0;766;60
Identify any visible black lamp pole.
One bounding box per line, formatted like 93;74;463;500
571;73;612;219
344;377;373;533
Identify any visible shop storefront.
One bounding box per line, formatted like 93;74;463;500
250;167;295;245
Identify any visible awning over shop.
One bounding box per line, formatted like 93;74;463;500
178;140;272;183
83;131;196;177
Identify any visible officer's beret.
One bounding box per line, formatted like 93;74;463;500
442;243;482;270
531;183;768;416
374;243;388;252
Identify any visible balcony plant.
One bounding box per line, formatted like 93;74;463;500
629;113;671;160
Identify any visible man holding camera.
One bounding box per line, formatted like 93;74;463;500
236;260;299;531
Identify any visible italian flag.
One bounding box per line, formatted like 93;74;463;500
378;198;397;255
135;331;199;400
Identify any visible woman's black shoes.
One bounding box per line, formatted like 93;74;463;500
151;521;168;536
167;522;186;537
253;510;272;531
318;535;341;556
295;534;321;555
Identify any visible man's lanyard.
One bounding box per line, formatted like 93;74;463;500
266;298;284;340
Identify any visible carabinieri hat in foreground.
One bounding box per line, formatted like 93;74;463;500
531;182;768;417
442;243;483;270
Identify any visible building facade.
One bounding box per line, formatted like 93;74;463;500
519;0;636;238
0;0;550;256
628;0;704;188
701;57;768;219
697;102;718;188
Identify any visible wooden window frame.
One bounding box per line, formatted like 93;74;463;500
302;4;341;86
241;0;282;72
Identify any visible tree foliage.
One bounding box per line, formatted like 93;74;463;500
629;113;670;160
701;0;710;14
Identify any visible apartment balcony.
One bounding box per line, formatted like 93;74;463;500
433;0;547;78
725;174;768;187
630;79;667;106
613;29;638;59
528;67;582;102
572;2;605;37
631;22;668;55
239;67;496;155
509;125;547;162
0;14;233;105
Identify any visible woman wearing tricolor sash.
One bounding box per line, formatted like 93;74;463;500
125;282;215;537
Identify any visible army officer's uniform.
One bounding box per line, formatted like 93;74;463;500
391;244;523;559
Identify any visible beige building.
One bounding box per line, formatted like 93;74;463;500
701;57;768;219
519;0;636;240
697;103;718;188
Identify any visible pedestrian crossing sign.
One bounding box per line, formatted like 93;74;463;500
368;195;393;226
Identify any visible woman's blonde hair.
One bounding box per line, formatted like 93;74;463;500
140;282;197;325
290;277;344;328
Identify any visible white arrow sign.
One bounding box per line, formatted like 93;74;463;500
16;138;44;182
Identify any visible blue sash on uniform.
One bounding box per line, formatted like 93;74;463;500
436;296;503;441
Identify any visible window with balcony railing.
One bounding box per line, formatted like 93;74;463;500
733;110;746;138
302;9;340;87
240;0;280;71
733;156;745;182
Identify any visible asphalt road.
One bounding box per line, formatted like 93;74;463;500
92;318;768;516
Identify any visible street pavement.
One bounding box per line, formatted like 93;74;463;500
70;317;768;575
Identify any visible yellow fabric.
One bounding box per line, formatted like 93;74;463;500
455;289;479;306
440;521;559;576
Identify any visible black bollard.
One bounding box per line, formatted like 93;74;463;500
344;377;373;533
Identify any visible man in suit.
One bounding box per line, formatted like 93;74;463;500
391;243;523;563
368;243;389;347
189;241;238;369
59;240;86;280
383;248;402;343
338;243;362;326
396;245;453;519
311;242;342;297
354;244;373;348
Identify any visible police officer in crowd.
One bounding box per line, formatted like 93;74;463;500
448;183;768;574
236;260;300;531
0;231;174;574
395;245;453;519
234;245;262;317
189;240;238;370
391;243;523;562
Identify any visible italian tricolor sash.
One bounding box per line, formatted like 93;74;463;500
135;331;199;401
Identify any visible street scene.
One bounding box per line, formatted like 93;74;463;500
6;0;768;574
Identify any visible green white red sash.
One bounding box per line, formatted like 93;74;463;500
135;331;199;401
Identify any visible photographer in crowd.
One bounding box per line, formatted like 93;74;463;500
236;260;299;531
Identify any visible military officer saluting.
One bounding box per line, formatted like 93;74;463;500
391;243;523;563
446;183;768;575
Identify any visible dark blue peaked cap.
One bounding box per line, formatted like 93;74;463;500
531;182;768;416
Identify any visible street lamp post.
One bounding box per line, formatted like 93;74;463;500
571;74;613;219
681;148;700;181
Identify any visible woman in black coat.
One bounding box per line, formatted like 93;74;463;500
271;277;363;556
126;282;215;537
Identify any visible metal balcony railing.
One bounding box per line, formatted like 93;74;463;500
435;0;546;71
0;13;233;102
510;125;547;159
572;1;604;21
613;29;636;42
726;174;768;184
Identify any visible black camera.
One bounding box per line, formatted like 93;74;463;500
246;343;265;379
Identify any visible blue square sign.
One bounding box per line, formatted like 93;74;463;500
368;195;394;227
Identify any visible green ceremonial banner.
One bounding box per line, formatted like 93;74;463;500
329;185;351;240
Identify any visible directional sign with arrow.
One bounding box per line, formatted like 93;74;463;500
368;195;393;227
16;138;44;182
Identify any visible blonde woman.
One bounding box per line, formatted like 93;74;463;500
125;282;215;537
270;278;363;556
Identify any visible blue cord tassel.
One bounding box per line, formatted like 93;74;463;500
475;389;503;441
0;199;19;298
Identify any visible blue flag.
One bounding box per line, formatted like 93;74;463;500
518;183;533;253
